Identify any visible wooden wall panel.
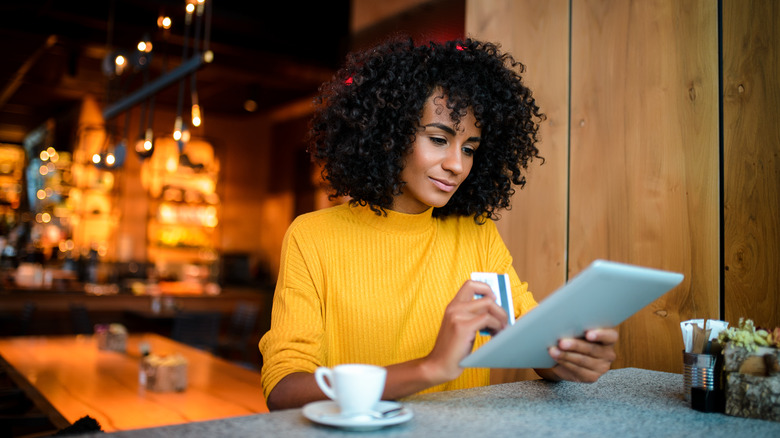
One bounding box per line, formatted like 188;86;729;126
569;0;719;372
466;0;569;383
723;0;780;329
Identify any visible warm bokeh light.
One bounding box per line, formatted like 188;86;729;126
181;129;191;143
173;116;183;141
158;16;172;29
92;154;101;164
144;140;153;151
36;189;46;200
191;104;202;127
106;154;116;166
114;55;126;75
244;99;257;112
41;212;51;223
137;41;153;52
39;165;49;175
186;3;195;13
40;150;50;161
166;157;178;173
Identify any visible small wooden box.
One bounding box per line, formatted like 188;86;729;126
140;354;188;392
723;343;780;422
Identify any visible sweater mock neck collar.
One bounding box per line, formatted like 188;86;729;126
350;203;435;234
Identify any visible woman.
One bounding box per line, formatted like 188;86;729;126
259;37;617;411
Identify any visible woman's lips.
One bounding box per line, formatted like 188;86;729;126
430;177;457;192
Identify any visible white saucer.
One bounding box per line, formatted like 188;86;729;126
302;400;413;431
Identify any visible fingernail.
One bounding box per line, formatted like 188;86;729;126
549;347;560;358
559;339;573;349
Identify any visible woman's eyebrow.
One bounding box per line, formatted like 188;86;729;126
423;123;481;142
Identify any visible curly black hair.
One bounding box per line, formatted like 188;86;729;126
308;36;545;222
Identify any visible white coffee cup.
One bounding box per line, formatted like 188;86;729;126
314;364;387;416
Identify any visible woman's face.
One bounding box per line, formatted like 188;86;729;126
392;92;481;214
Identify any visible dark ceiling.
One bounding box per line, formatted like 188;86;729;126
0;0;351;145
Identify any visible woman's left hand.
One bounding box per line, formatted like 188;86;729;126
536;328;618;383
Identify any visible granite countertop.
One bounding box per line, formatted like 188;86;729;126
86;368;780;437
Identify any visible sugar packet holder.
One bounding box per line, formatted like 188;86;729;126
471;272;515;335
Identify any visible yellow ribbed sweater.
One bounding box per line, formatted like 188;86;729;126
258;203;537;400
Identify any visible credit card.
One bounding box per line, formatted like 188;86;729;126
471;272;515;335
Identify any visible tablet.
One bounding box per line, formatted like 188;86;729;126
459;259;684;369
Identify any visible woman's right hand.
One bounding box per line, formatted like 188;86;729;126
423;280;509;383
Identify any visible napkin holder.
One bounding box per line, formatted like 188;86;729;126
723;342;780;422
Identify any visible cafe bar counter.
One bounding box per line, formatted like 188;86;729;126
85;368;780;437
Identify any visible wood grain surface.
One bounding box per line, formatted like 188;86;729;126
467;0;722;377
0;333;268;432
568;0;719;372
722;0;780;329
467;0;570;384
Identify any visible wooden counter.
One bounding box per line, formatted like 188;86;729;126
0;333;269;432
0;287;273;338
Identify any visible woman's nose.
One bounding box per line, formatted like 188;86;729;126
442;146;464;174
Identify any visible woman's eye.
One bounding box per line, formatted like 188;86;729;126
430;137;447;145
462;147;476;156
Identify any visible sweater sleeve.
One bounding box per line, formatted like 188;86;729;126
258;224;326;400
482;220;537;318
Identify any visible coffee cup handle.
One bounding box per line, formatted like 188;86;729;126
314;367;337;401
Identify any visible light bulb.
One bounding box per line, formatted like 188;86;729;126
114;55;126;75
158;16;172;29
173;116;183;141
137;41;152;52
144;128;154;151
191;104;202;127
